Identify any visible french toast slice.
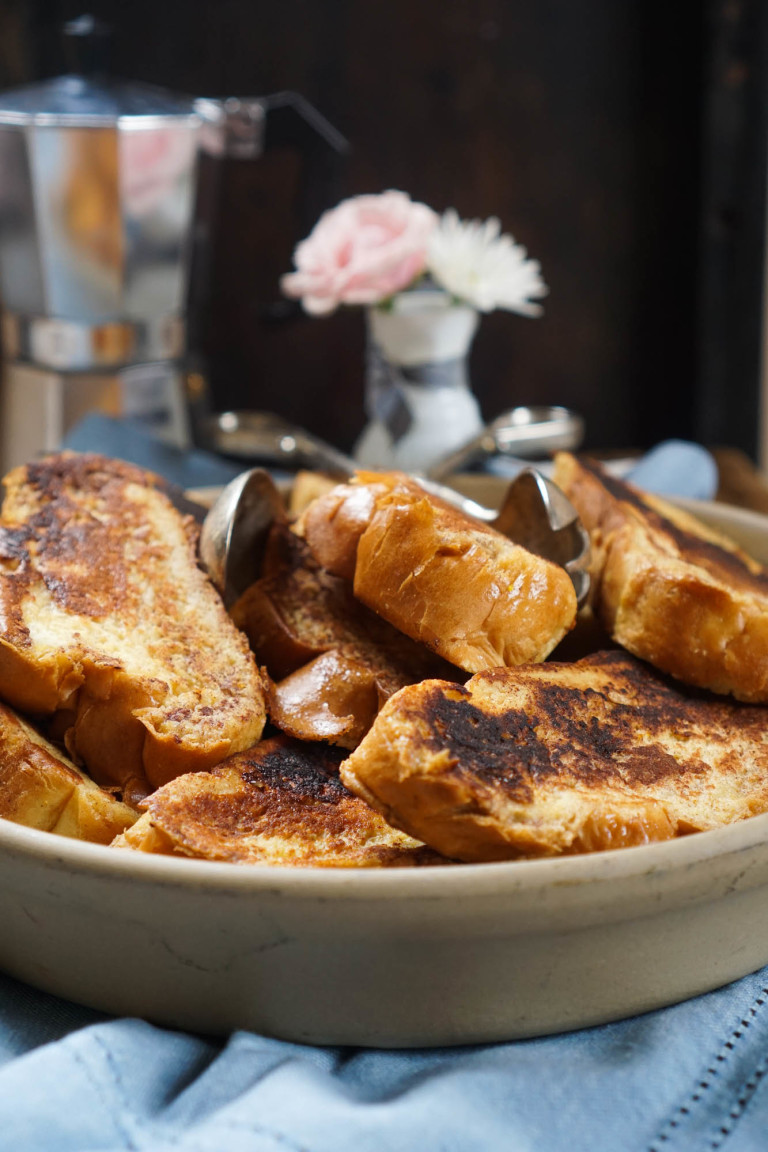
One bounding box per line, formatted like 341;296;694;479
553;451;768;702
113;735;448;867
232;523;459;748
0;453;266;803
298;471;577;673
340;650;768;862
0;701;136;842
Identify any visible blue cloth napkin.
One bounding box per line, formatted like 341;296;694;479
488;439;719;502
3;965;768;1151
623;439;719;501
61;414;246;490
5;421;750;1150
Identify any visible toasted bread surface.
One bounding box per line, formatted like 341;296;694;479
233;524;460;748
0;701;136;842
0;453;266;802
265;648;392;750
113;735;448;867
287;470;340;518
340;650;768;862
299;472;577;673
553;452;768;702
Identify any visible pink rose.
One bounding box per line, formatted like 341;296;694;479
280;190;438;314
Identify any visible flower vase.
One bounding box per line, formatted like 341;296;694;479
353;291;484;473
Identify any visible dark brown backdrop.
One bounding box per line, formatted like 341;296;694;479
2;0;766;456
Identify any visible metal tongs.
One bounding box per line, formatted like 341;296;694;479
427;406;585;480
199;427;590;609
198;405;584;479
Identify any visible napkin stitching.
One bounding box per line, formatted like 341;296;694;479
159;1116;307;1152
710;1051;768;1149
71;1038;140;1150
211;1117;308;1148
647;986;768;1151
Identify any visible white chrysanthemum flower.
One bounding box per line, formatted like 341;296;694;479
426;210;548;316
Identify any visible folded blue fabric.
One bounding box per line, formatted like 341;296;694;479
61;414;245;490
3;964;768;1151
623;439;719;501
5;421;754;1149
489;439;719;502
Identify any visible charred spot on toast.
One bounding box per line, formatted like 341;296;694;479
136;734;446;865
239;736;347;804
0;525;32;563
415;686;541;802
580;458;768;592
620;745;707;785
412;652;754;796
149;737;352;846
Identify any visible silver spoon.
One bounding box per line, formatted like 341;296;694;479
200;454;590;608
198;468;286;607
491;470;591;606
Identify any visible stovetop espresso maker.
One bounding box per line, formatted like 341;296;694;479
0;17;347;470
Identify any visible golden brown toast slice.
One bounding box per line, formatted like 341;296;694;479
0;453;266;803
232;524;459;748
298;471;577;673
113;735;448;867
0;700;136;842
553;451;768;702
340;650;768;862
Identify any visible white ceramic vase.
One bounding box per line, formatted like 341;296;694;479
353;290;484;473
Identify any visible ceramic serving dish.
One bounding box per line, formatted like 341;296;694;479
0;495;767;1048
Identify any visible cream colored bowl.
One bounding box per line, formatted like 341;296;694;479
0;496;767;1047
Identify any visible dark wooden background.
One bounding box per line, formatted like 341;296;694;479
1;0;766;457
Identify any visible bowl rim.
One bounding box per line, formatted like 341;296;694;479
2;804;768;898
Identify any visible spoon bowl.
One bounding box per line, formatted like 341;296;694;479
198;468;286;606
492;470;591;606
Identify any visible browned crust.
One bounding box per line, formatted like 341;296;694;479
233;523;461;749
552;452;768;702
297;474;388;580
300;472;577;673
266;650;384;750
0;453;266;801
114;735;449;867
0;700;136;842
340;651;768;861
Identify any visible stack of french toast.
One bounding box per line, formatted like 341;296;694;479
1;449;767;866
